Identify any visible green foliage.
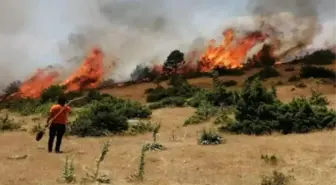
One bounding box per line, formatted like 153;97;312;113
70;97;151;137
300;65;336;79
0;114;21;132
184;101;219;126
126;120;154;136
214;108;236;125
222;78;336;135
61;156;76;183
83;141;111;184
261;171;291;185
298;49;335;65
128;144;147;182
309;89;329;106
130;64;156;81
247;67;280;82
198;128;223;145
40;85;65;103
0;98;52;116
146;80;200;103
148;96;186;109
163;50;185;74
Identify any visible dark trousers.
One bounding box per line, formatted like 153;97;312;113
48;124;66;152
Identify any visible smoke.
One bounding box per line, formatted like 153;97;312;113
58;0;231;82
0;0;40;90
246;0;335;59
58;0;336;82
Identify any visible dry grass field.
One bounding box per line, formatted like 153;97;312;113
0;64;335;185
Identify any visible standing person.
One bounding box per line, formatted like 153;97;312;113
46;95;71;153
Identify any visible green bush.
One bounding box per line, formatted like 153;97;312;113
221;78;336;135
69;97;151;137
146;83;200;103
247;67;280;82
300;49;335;65
300;65;336;79
40;85;65;103
1;98;52;116
148;97;186;110
198;128;223;145
184;101;218;126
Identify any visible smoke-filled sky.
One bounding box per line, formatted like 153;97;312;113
0;0;335;86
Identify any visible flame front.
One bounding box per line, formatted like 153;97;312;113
13;68;59;99
61;47;104;92
200;28;268;72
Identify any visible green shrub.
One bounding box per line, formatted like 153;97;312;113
300;49;335;65
198;128;223;145
146;83;200;103
40;85;65;103
148;96;186;110
221;78;336;135
214;108;236;125
1;98;52;116
186;89;212;108
184;101;218;126
300;65;336;79
247;67;280;82
126;120;154;136
70;97;151;137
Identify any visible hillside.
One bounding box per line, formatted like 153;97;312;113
0;63;335;185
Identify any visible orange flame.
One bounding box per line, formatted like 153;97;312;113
61;47;104;92
13;68;59;99
9;47;105;99
200;28;268;72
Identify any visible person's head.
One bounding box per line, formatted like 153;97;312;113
57;95;67;106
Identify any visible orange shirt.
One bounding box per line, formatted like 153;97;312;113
49;104;71;124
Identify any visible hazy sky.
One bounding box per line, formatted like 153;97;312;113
0;0;334;84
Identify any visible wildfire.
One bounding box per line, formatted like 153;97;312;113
9;68;59;99
10;47;105;99
61;47;104;92
200;28;269;72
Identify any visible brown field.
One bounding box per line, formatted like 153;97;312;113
0;64;335;185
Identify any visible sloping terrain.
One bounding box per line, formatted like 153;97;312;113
0;63;335;185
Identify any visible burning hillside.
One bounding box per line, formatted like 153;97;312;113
9;48;105;99
7;20;334;99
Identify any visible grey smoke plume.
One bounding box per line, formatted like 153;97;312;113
247;0;335;60
58;0;230;82
59;0;335;82
0;0;39;90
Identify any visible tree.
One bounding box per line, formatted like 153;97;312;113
3;81;21;97
163;50;185;74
